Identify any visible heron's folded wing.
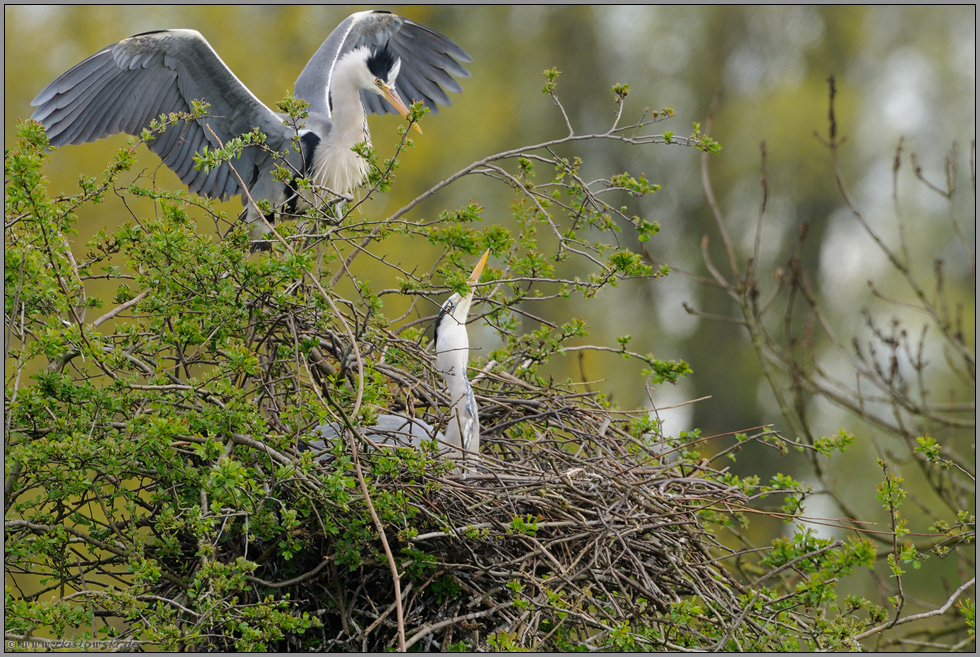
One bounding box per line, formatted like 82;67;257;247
308;415;444;458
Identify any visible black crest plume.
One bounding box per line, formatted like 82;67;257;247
367;43;398;80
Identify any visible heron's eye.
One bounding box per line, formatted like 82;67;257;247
375;79;384;88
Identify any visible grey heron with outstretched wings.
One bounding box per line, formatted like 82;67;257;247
30;10;471;248
311;250;489;465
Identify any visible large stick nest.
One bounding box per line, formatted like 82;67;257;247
173;318;756;652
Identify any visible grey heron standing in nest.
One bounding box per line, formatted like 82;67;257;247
30;10;471;249
313;249;489;464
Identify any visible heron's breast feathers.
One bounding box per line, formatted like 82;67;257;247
310;125;370;195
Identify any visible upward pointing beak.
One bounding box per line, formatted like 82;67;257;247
467;249;490;288
456;249;489;320
382;84;423;134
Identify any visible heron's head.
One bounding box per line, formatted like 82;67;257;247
363;44;422;134
434;250;489;365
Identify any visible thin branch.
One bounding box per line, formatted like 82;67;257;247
852;577;975;643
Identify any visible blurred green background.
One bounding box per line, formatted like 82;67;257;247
4;4;975;607
6;4;973;421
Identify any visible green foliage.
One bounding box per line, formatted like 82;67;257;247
960;599;975;638
5;102;713;649
690;121;722;153
611;82;630;102
508;514;540;536
6;44;974;652
813;428;855;456
541;67;561;95
643;357;692;385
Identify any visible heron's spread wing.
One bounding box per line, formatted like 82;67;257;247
31;30;292;202
293;10;472;119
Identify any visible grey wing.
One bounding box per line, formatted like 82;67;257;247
312;414;443;454
370;414;443;446
31;29;292;202
367;15;472;116
293;10;472;119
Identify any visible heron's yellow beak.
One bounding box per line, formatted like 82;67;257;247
382;85;423;135
467;249;490;287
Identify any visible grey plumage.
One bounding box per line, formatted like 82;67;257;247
30;11;471;242
32;29;287;204
294;11;470;119
306;414;445;458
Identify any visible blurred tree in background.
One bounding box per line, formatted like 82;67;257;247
4;4;974;651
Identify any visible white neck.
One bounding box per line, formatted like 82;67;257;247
438;342;471;411
311;52;371;194
443;368;477;455
443;362;471;405
437;328;479;457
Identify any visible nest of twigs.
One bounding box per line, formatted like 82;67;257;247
155;316;753;652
